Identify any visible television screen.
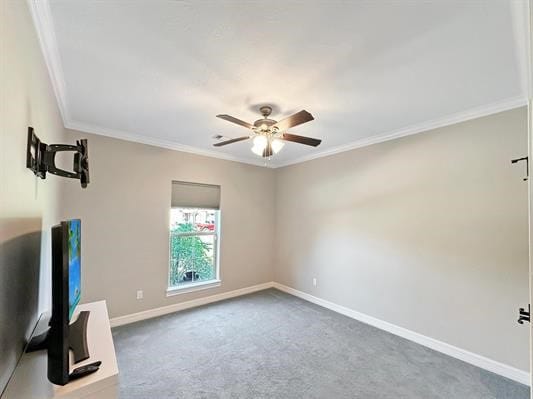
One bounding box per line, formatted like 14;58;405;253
68;219;81;320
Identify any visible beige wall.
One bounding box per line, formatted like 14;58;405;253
274;107;530;371
0;0;67;392
59;131;276;318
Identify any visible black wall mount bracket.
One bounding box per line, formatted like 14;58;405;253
26;127;90;188
518;304;530;325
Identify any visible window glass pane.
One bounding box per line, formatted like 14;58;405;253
170;208;217;233
169;207;219;288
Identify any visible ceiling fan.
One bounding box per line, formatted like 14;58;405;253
213;106;321;158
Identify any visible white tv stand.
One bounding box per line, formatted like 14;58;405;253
3;301;119;398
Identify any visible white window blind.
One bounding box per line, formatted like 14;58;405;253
171;181;220;209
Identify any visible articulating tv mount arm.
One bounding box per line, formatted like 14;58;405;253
43;143;85;179
26;127;90;188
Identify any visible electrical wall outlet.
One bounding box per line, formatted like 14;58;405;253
312;277;317;287
136;290;143;300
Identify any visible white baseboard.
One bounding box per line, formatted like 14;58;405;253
110;282;274;327
272;282;530;386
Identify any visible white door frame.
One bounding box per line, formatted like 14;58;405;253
526;0;533;399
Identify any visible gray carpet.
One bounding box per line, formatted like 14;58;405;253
112;289;529;399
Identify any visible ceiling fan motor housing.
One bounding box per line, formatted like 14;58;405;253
253;118;277;129
253;106;277;132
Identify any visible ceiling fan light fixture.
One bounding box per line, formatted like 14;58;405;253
251;143;265;156
252;135;268;156
271;138;285;154
253;135;268;148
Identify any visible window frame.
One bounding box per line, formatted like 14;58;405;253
166;207;221;296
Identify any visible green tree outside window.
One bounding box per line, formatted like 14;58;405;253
169;223;214;286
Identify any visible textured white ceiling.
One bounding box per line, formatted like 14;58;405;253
39;0;527;167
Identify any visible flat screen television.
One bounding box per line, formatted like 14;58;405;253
26;219;90;385
48;219;89;385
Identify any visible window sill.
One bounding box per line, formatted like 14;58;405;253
166;280;221;297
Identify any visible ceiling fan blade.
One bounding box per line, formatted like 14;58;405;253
213;136;250;147
281;133;322;147
216;114;254;129
273;110;314;132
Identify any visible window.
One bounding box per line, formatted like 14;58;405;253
168;182;221;294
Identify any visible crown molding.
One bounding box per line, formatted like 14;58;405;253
27;0;70;122
275;96;528;168
65;120;270;168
